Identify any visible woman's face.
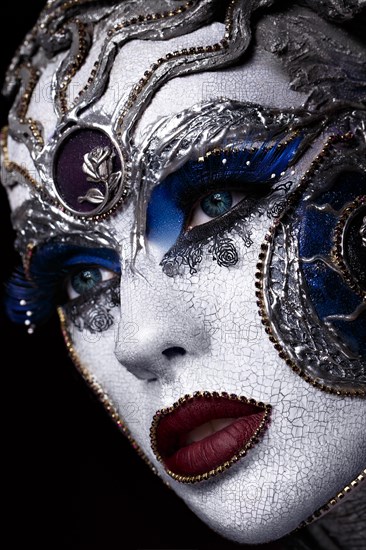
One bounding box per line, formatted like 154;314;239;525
3;5;365;545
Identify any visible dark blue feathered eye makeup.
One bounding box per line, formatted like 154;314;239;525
6;134;303;327
6;243;120;328
146;135;303;251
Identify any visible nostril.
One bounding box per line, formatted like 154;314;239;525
162;346;187;361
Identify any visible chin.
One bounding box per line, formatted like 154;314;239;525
183;487;301;544
165;434;364;545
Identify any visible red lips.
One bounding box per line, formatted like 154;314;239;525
150;392;271;482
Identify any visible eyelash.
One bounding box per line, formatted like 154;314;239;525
146;136;303;252
6;246;120;327
7;138;302;324
182;184;267;241
66;265;117;300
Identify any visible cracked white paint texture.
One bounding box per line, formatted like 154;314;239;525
4;23;366;546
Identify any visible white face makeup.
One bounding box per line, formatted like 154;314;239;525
2;1;365;547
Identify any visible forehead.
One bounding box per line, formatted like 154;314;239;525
4;20;306;215
30;20;308;136
106;25;308;142
3;0;362;248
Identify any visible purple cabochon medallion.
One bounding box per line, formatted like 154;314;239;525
53;128;124;216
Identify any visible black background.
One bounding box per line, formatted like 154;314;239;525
0;3;283;549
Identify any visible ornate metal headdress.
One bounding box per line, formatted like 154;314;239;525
1;0;365;218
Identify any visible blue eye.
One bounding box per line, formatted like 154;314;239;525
187;190;246;230
71;268;102;294
67;267;116;299
146;136;304;251
201;191;233;217
6;244;121;327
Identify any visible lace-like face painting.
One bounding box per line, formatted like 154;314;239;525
2;1;365;546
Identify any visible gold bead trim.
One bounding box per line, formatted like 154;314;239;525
58;19;91;115
116;0;236;133
332;195;366;300
296;468;366;529
69;1;196;112
58;0;95;9
15;64;44;148
69;59;99;111
150;391;272;484
255;132;365;397
23;242;36;281
52;147;131;222
0;126;42;189
57;307;162;480
197;133;300;163
16;64;39;119
9;0;95;126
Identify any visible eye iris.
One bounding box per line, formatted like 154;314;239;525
201;191;233;218
71;268;102;294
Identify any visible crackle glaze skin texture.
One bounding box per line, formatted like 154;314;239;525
1;1;365;548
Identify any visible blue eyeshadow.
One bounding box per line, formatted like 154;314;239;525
6;243;120;326
146;136;303;250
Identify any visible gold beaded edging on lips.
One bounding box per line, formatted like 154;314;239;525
0;127;42;190
255;132;365;398
150;391;272;484
296;468;366;529
57;307;163;481
332;195;366;300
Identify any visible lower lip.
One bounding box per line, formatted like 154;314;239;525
151;392;271;482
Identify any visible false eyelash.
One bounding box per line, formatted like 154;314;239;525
5;267;54;326
5;243;121;327
183;135;303;198
146;134;303;251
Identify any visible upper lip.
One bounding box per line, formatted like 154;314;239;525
150;391;271;483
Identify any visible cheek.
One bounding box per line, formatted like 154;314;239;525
59;300;167;468
178;396;366;545
58;221;366;544
160;217;271;357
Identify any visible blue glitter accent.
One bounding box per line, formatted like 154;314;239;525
147;136;303;250
301;262;360;319
298;170;366;358
312;172;365;210
145;184;185;250
6;244;120;326
299;208;338;258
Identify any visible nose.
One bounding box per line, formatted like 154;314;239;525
114;255;209;381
